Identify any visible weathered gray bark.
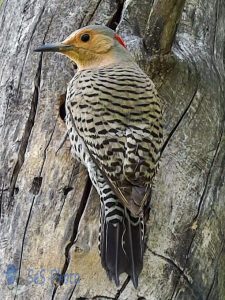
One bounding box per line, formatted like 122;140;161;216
0;0;224;299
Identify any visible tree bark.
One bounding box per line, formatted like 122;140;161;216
0;0;224;299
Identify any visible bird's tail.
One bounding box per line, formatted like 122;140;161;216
99;192;144;288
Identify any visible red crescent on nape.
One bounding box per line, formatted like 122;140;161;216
114;34;127;48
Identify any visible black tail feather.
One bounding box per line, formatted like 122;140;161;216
125;215;137;287
99;201;144;288
124;209;143;288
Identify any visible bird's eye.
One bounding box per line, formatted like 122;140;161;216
80;34;90;42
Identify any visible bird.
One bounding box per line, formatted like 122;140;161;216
34;25;163;288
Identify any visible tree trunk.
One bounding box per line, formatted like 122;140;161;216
0;0;224;299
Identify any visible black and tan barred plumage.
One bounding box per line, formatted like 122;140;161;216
66;63;162;287
35;25;163;288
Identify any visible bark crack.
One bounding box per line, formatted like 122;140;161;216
67;281;82;300
144;0;186;56
148;247;191;285
14;121;56;299
13;121;56;297
75;296;129;300
39;121;57;175
206;270;217;300
2;4;47;127
212;0;219;57
9;51;43;200
86;0;103;24
160;82;199;155
51;177;92;299
206;237;225;300
93;296;114;300
106;0;125;30
8;13;53;201
54;162;80;228
0;0;11;58
16;4;46;96
0;181;4;220
114;276;130;300
192;132;223;222
169;130;223;299
13;194;36;299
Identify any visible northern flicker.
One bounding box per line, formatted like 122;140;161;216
35;25;162;288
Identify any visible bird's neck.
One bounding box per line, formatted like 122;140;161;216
76;47;133;71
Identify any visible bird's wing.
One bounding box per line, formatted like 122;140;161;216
68;65;162;216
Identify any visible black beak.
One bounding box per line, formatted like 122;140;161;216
34;43;73;53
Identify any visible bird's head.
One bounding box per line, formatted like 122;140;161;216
34;25;129;70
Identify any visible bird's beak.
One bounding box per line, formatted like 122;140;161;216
34;43;74;53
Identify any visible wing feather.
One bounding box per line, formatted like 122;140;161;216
68;65;162;216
